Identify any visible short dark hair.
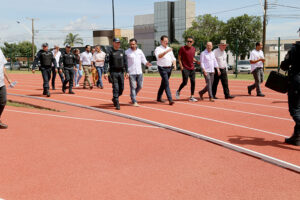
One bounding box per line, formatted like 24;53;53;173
129;38;137;43
85;45;90;49
186;36;194;41
256;42;261;47
160;35;168;41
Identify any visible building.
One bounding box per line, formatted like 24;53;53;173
134;14;155;56
93;29;133;46
134;0;195;56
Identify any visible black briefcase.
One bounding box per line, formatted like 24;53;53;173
265;71;288;93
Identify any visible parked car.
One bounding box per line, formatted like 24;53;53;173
148;61;158;73
12;62;21;70
4;62;11;69
235;60;251;74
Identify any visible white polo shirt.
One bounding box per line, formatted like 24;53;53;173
92;51;106;67
0;49;7;87
125;48;147;75
154;45;176;67
200;49;218;73
213;48;227;69
249;49;264;72
52;50;61;67
80;51;93;66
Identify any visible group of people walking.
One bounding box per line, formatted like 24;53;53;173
2;33;296;146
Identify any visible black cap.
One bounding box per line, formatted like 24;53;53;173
113;38;121;43
42;43;48;47
65;44;71;48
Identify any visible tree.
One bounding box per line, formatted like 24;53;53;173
120;37;130;50
0;41;36;62
223;14;262;59
183;14;225;49
64;33;83;46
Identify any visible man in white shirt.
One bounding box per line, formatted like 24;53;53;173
0;48;14;129
199;42;221;102
247;42;266;97
51;45;64;90
80;45;93;89
92;45;106;89
126;38;151;106
212;40;234;99
154;35;176;105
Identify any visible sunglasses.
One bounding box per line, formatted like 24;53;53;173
187;41;193;43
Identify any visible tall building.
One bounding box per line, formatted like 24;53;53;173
134;14;155;56
154;0;195;44
134;0;195;56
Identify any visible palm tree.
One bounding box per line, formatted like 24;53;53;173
64;33;83;47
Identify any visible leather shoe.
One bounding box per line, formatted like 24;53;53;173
225;95;235;99
199;92;204;100
247;86;251;95
169;101;175;105
285;137;300;146
213;96;218;99
257;93;265;97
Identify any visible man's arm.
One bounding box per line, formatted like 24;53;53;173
158;48;172;59
280;50;292;71
32;52;41;71
3;67;12;85
123;50;128;78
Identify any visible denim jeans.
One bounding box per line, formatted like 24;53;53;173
96;67;104;87
75;64;83;85
51;67;64;89
200;72;215;98
157;66;173;101
129;74;143;103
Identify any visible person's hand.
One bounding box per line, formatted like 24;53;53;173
180;67;184;71
217;69;221;76
59;69;62;73
146;62;152;67
203;71;207;76
74;67;77;71
104;74;108;80
125;73;129;79
32;70;35;74
55;68;58;73
196;61;201;65
260;58;265;63
173;65;177;71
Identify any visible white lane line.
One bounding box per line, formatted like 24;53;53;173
5;109;159;129
11;82;288;110
50;93;288;138
7;93;300;174
8;88;291;135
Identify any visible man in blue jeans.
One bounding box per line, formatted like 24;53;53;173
155;35;177;105
92;45;106;89
125;38;151;106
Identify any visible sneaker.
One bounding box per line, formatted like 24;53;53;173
75;84;80;87
62;86;66;93
189;97;198;102
175;90;180;100
133;102;139;107
0;121;8;129
46;91;51;97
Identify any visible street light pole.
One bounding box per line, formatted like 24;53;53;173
112;0;115;38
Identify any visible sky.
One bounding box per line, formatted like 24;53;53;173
0;0;299;49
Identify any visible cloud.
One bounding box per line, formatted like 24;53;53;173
63;16;98;32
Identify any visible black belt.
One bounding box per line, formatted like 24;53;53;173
158;65;172;68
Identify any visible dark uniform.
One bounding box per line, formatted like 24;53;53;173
32;48;57;97
280;41;300;146
104;46;128;110
60;50;76;94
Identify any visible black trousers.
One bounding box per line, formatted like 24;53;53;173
288;74;300;138
157;66;173;101
178;69;195;95
51;67;65;88
212;68;230;97
63;68;74;91
111;72;124;100
0;86;7;118
41;68;52;92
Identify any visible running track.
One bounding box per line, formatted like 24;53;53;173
0;73;299;200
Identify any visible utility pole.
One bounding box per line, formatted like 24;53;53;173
262;0;267;53
112;0;115;39
27;18;38;62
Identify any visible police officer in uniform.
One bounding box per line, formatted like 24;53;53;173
32;43;57;97
104;38;128;110
280;29;300;146
60;44;76;94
